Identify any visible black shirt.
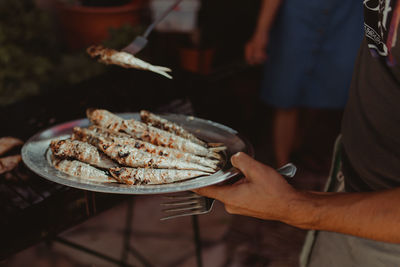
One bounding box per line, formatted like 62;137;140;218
342;0;400;192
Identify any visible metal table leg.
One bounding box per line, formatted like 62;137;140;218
121;197;154;267
192;215;203;267
121;197;134;264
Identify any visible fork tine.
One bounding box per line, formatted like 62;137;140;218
122;36;148;55
160;192;213;220
162;204;203;213
160;164;297;221
163;194;201;200
160;210;208;221
161;199;199;206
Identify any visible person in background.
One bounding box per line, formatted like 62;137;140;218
245;0;364;167
195;0;400;266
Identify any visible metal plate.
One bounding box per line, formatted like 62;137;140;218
22;113;254;194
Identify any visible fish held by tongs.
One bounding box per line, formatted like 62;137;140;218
87;45;172;79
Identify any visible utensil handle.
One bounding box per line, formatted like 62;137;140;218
225;163;297;186
143;0;184;38
277;163;297;178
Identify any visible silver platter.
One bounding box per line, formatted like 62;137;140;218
22;113;253;194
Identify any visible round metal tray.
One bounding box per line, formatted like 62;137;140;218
22;113;254;194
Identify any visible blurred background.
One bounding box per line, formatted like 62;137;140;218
0;0;351;266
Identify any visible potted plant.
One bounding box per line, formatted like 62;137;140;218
177;0;215;75
178;30;215;75
0;0;109;106
55;0;149;50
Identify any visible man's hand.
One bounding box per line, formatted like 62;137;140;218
244;32;268;65
194;152;301;223
195;154;400;243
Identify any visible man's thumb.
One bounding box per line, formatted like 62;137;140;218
230;152;258;181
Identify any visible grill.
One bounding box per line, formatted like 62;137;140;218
0;164;127;260
0;68;199;263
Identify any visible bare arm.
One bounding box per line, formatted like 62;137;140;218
292;189;400;243
255;0;282;33
245;0;283;65
194;152;400;243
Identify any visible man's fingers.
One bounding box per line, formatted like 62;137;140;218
193;184;238;202
231;152;274;182
244;43;254;65
231;152;257;180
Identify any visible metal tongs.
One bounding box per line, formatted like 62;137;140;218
122;0;184;55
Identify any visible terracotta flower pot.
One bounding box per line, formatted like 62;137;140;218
179;47;215;75
56;0;148;50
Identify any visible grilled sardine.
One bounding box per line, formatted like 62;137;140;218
97;138;215;173
86;109;221;159
109;167;209;185
50;139;118;169
0;155;22;174
140;110;207;146
87;45;172;79
53;159;117;183
72;126;219;170
0;137;23;156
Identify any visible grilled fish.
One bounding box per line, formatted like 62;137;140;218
53;159;117;183
140;110;227;153
86;108;125;132
0;137;23;156
0;155;22;174
109;167;209;185
50;139;118;169
72;126;220;170
140;110;207;146
97;138;215;173
86;109;221;159
87;45;172;79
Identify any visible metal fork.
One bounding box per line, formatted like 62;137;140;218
122;0;184;55
160;163;297;220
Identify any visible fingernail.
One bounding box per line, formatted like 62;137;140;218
231;152;243;164
232;152;241;158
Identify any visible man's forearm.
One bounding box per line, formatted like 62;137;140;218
287;188;400;243
255;0;283;33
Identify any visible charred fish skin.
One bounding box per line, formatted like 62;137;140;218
54;159;116;183
50;139;118;169
109;167;209;185
98;139;215;173
110;137;220;170
73;126;220;170
0;155;22;175
140;110;227;153
71;127;104;148
72;126;126;148
88;125;131;139
123;120;221;159
140;110;207;147
86;108;125;133
0;137;24;157
87;109;145;139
